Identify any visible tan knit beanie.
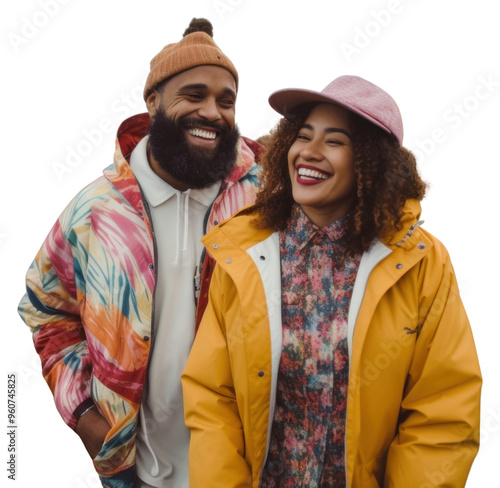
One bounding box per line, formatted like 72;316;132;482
143;18;238;101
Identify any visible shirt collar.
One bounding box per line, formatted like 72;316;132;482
284;204;349;251
129;136;220;207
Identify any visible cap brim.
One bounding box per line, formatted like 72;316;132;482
268;88;392;136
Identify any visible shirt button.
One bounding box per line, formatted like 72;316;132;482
396;263;403;269
138;211;143;217
260;256;266;260
213;243;219;249
213;220;218;226
418;242;426;249
148;263;154;269
258;370;265;377
226;258;232;264
143;336;150;341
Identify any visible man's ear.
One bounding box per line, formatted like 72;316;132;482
146;90;160;117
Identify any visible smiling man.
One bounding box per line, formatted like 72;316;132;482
18;18;261;488
146;64;240;190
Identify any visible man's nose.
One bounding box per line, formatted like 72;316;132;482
197;98;222;121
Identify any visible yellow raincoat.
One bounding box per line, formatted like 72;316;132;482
182;200;481;487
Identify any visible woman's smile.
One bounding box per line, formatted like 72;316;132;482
288;103;355;227
295;164;332;185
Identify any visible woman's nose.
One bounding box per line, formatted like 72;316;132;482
300;142;323;161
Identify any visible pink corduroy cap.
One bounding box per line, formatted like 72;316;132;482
269;75;404;146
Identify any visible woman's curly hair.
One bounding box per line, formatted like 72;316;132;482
253;103;428;253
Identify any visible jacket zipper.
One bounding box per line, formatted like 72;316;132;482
138;191;158;366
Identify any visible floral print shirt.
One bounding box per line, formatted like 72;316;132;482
261;204;361;488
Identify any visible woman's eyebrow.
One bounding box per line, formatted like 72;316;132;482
301;123;351;138
325;127;351;138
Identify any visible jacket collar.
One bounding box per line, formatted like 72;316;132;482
103;113;262;214
102;114;149;215
382;199;425;251
207;199;425;255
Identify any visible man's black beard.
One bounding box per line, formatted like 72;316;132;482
147;107;240;189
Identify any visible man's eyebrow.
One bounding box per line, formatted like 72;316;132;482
223;87;237;99
179;84;236;99
179;83;208;91
301;123;351;138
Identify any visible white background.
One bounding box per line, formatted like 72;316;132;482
1;0;499;486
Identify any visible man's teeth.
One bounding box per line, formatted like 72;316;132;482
298;168;329;180
188;128;217;140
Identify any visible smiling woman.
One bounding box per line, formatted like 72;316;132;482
252;76;427;254
182;75;482;488
287;103;356;227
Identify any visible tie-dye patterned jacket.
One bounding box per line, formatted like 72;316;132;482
18;113;262;487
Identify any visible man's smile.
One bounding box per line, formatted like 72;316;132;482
187;127;218;140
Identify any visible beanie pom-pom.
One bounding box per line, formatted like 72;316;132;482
183;18;213;38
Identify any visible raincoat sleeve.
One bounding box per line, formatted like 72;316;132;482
18;205;92;430
183;265;252;488
384;245;482;487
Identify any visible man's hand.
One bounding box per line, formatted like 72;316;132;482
75;407;111;459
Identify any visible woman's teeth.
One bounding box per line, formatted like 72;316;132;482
298;168;329;180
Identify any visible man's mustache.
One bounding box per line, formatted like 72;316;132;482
179;117;228;134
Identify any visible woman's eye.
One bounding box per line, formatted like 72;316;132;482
296;134;310;141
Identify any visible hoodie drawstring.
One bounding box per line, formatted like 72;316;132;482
173;189;191;266
138;406;161;477
183;189;191;253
